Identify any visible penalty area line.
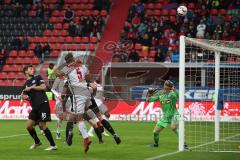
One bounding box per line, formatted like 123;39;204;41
144;151;182;160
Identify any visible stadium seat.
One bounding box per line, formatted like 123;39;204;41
9;50;18;57
5;80;13;86
155;3;162;9
100;10;108;17
49;37;57;43
55;23;62;29
0;72;7;79
92;10;99;16
58;37;65;43
82;37;89;43
18;50;27;57
135;43;142;50
32;57;39;64
161;9;169;16
220;9;227;15
210;9;218;15
52;10;60;17
90;36;98;43
51;50;60;57
188;3;195;9
148;58;155;62
147;3;154;9
8;72;16;79
6;57;14;64
13;80;24;86
169;9;176;16
27;50;34;57
149;50;156;57
63;23;69;29
73;36;81;43
146;10;152;16
23;57;32;64
88;43;95;51
153;10;161;16
44;30;52;36
2;65;11;72
139;51;148;57
0;80;4;86
16;72;25;79
66;36;73;43
15;57;23;64
11;65;20;72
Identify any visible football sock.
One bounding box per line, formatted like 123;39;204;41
78;121;88;139
27;128;40;144
94;127;103;142
43;128;56;146
66;121;74;139
101;119;115;136
153;132;159;145
56;119;62;134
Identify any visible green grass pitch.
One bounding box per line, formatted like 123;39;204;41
0;120;239;160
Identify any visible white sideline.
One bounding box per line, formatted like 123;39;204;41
145;133;240;160
0;130;64;139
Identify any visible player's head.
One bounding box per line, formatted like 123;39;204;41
49;63;54;69
23;65;35;77
163;80;174;91
65;52;74;64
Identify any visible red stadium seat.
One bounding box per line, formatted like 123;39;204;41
92;10;99;16
220;9;227;15
82;37;89;43
55;23;62;29
32;58;39;64
0;72;8;79
63;23;69;29
52;10;60;17
88;44;95;51
139;51;148;57
161;9;169;16
42;36;49;43
100;10;108;17
24;57;32;64
73;37;81;43
79;4;86;10
188;3;195;9
65;36;73;43
33;36;41;43
210;9;218;15
44;30;52;36
8;72;16;79
90;36;98;43
84;10;91;16
169;9;176;16
27;50;34;57
29;43;36;50
18;50;27;57
61;30;68;36
170;16;176;22
135;43;142;50
87;4;94;10
55;43;62;50
15;57;23;64
51;50;60;57
79;44;87;50
9;50;18;57
2;65;11;72
6;57;15;64
28;11;36;17
148;58;155;62
153;9;161;16
49;37;57;43
0;80;4;86
16;72;25;79
11;65;20;72
147;3;154;9
149;50;156;57
72;4;78;10
5;80;13;86
146;10;152;15
76;10;83;16
13;80;24;86
155;3;162;9
58;37;65;43
53;30;60;36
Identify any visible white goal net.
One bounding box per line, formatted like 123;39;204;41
179;36;240;152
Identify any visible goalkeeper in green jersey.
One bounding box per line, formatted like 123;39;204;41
147;80;188;149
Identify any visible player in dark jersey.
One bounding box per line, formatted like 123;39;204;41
21;65;57;151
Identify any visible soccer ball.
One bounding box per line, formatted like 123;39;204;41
177;6;187;16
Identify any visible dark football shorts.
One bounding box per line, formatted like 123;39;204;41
29;102;51;122
88;98;100;114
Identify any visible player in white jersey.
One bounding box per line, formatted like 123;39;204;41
86;82;121;144
54;53;98;152
88;83;110;137
51;76;66;139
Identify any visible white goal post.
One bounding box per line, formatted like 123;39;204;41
179;36;240;152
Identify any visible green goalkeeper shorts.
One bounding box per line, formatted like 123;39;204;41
157;113;179;128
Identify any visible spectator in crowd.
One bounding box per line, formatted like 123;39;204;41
47;63;56;88
215;14;224;26
214;24;223;38
102;0;111;11
75;22;83;36
82;20;92;37
69;21;76;36
12;37;21;50
36;2;44;17
132;14;141;29
196;19;206;38
128;49;140;62
43;43;51;55
34;43;42;60
64;6;74;22
154;48;165;62
136;2;145;16
44;5;51;17
56;0;64;10
14;2;22;17
21;37;29;50
90;21;101;40
139;33;151;47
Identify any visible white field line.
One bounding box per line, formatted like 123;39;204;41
145;133;240;160
0;130;64;139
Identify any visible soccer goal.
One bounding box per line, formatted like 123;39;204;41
178;36;240;152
